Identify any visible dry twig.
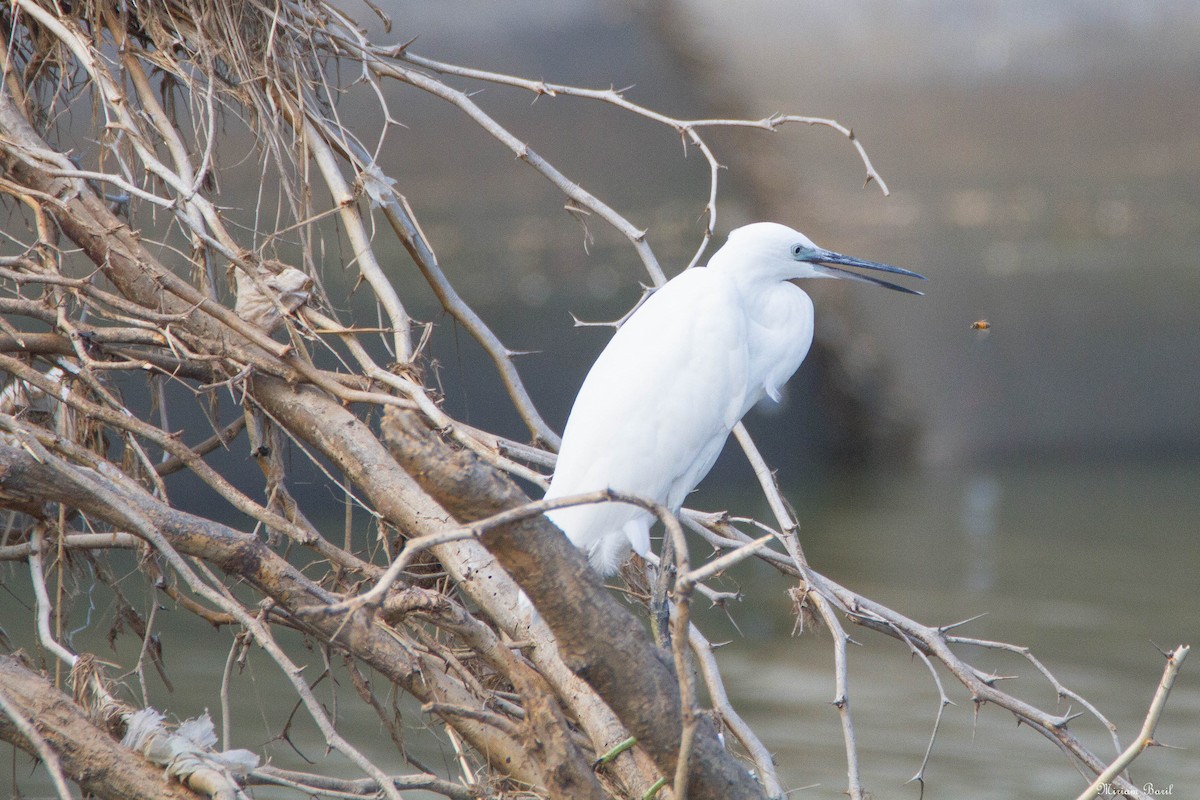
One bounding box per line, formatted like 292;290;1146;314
0;4;1185;800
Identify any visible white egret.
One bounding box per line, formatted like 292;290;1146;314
546;222;925;574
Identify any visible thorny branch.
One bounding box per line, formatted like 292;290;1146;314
0;3;1187;800
1075;645;1189;800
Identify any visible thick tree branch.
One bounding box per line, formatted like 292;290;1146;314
0;654;203;800
0;441;544;790
1;4;1183;798
381;407;765;800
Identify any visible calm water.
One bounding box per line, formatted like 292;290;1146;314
4;2;1199;797
694;460;1200;798
4;461;1196;798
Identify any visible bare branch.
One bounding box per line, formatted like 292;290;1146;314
0;5;1181;800
0;654;203;800
0;683;76;800
1075;645;1190;800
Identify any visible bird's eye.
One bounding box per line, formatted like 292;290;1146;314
790;243;806;258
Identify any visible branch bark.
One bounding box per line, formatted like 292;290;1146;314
0;654;203;800
1;4;1183;798
381;408;766;800
0;440;545;790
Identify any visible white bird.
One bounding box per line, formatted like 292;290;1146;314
545;222;925;575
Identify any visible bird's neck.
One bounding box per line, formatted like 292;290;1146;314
706;247;790;288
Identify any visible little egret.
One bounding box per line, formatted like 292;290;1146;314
545;222;925;574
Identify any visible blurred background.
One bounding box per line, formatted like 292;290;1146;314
368;2;1200;796
4;1;1198;797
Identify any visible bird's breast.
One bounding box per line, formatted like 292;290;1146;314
741;282;815;403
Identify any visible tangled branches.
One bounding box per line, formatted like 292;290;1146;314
0;2;1186;800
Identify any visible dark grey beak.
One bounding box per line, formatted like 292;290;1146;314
810;248;927;295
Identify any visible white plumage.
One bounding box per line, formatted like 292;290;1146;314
545;222;924;574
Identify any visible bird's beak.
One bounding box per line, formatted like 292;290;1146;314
808;248;927;295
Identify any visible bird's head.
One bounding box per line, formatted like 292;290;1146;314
714;222;926;294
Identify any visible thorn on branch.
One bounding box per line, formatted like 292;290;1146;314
1050;710;1085;728
937;612;988;634
390;36;420;57
569;312;620;330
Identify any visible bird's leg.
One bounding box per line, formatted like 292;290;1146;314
646;546;674;649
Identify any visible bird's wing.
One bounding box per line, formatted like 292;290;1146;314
548;268;749;517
